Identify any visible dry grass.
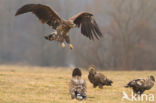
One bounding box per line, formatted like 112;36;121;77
0;65;155;103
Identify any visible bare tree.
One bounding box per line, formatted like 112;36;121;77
106;0;156;69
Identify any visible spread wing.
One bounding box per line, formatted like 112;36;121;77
69;12;103;40
15;4;62;29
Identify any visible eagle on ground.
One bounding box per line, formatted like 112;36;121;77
69;68;87;100
125;75;155;96
15;4;102;49
88;65;113;89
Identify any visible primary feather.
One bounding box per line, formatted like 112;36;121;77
69;12;103;40
15;4;62;29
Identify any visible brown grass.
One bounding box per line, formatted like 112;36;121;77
0;65;155;103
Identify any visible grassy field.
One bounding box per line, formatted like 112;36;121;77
0;65;155;103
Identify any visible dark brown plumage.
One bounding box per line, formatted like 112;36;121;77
15;4;102;49
88;65;113;89
125;75;155;95
69;68;87;100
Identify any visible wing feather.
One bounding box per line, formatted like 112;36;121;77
15;4;62;29
69;12;103;40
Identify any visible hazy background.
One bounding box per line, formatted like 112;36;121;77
0;0;156;70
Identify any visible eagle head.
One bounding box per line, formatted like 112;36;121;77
66;20;76;28
88;65;96;75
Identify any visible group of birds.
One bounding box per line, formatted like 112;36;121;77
14;3;155;101
69;65;113;100
70;65;155;100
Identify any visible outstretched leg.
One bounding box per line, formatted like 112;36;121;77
65;35;73;49
44;31;57;41
61;42;66;48
45;31;66;48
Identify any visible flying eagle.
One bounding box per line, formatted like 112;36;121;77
15;4;102;49
69;68;87;100
125;75;155;96
88;65;113;89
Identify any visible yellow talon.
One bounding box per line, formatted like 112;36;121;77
69;44;73;49
62;43;65;48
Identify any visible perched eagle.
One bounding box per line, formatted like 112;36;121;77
88;65;113;89
125;75;155;96
69;68;87;100
15;4;102;49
